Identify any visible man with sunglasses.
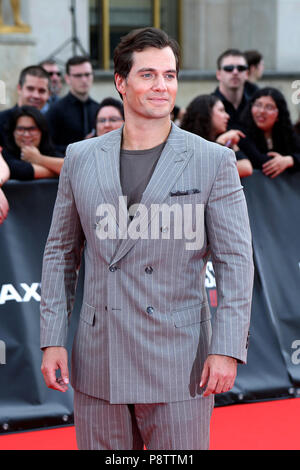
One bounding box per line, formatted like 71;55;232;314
45;55;99;155
40;60;63;113
213;49;249;128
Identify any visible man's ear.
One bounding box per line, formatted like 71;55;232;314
216;69;221;82
115;73;125;98
16;84;23;105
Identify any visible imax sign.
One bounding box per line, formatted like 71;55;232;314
0;283;41;305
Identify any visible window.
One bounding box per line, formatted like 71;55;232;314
90;0;181;70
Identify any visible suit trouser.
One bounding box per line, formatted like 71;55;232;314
74;389;214;450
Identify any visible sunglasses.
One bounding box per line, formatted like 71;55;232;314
48;71;62;77
221;65;248;73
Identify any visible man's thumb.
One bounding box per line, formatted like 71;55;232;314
200;361;209;388
59;361;69;384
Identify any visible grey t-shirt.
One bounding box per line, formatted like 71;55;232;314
120;142;166;215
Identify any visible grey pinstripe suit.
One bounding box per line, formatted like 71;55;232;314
40;123;254;448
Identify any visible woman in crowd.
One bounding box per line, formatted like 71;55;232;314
238;87;300;178
2;106;58;180
0;150;10;224
180;94;253;178
95;97;124;137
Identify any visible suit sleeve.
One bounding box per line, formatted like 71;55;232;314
40;145;85;349
205;147;254;363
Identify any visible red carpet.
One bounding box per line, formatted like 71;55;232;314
210;398;300;450
0;398;299;450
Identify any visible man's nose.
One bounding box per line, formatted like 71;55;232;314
153;75;167;90
32;89;40;99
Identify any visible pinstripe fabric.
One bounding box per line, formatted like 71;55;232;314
74;390;214;450
40;123;254;406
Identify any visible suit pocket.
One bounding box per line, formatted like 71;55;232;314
172;302;210;328
80;302;96;326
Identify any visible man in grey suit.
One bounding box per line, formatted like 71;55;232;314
40;28;254;450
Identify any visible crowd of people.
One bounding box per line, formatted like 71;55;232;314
0;46;299;225
181;48;300;180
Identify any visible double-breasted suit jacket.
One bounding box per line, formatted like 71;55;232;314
40;123;254;404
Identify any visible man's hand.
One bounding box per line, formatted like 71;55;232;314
200;354;237;397
41;346;69;393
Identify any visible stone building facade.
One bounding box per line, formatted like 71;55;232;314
0;0;299;121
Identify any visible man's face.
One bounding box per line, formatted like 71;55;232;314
42;63;63;95
17;75;50;110
65;62;94;97
216;55;248;92
115;46;178;122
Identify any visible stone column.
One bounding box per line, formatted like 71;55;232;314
0;0;35;108
181;0;278;71
0;34;36;109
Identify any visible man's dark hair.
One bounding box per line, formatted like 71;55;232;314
66;55;92;75
216;49;247;70
113;27;180;80
244;50;263;68
18;65;50;88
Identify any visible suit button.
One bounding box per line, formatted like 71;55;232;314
146;306;154;315
145;266;153;274
109;266;117;272
161;226;169;233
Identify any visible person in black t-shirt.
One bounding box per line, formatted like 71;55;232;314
212;49;249;128
0;65;50;147
46;56;99;155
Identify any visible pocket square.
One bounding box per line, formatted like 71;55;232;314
170;189;200;197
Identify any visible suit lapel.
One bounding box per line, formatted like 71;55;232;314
93;127;129;234
111;123;193;265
